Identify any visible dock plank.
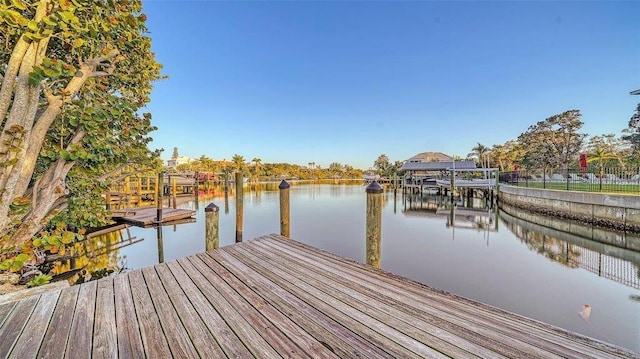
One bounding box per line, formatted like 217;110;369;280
128;270;172;358
0;296;38;358
228;244;451;359
0;301;16;328
154;262;229;358
186;255;338;359
114;274;145;359
0;235;636;358
9;290;60;359
254;238;545;358
262;234;628;359
207;250;398;358
38;285;79;359
242;241;500;359
167;259;271;358
66;280;97;359
140;266;200;358
93;278;118;359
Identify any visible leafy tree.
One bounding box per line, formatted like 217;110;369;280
622;102;640;156
517;110;585;171
0;0;162;253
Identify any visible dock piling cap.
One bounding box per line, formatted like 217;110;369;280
279;180;290;189
205;203;219;212
366;181;383;193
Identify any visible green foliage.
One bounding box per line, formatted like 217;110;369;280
517;110;586;169
27;274;52;288
373;154;401;177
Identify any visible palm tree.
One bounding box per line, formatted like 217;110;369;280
469;143;490;168
586;146;622;183
232;154;245;172
251;157;262;182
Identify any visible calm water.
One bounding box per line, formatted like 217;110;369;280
78;182;640;352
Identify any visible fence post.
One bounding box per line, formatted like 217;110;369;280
365;181;383;268
235;172;244;243
205;203;219;250
156;172;164;223
279;180;290;237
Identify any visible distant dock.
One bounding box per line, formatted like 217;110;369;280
0;234;634;358
111;206;196;227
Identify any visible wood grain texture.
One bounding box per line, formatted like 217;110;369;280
66;280;97;359
38;285;80;359
9;290;60;359
114;273;145;359
128;269;172;358
93;278;118;359
0;296;38;358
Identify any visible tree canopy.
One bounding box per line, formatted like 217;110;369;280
0;0;162;256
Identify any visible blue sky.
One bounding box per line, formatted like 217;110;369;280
142;1;640;169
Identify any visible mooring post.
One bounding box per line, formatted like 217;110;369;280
156;225;164;263
235;172;244;243
105;191;111;211
156;172;164;223
449;168;455;203
172;177;177;209
205;203;220;250
365;181;383;268
279;180;291;237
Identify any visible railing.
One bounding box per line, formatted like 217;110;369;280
499;167;640;193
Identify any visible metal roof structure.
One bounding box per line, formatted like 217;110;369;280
400;161;477;171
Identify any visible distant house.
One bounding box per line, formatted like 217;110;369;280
167;156;193;169
405;152;454;163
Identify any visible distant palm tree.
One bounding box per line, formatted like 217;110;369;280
252;157;262;182
470;143;490;168
586;147;622;181
232;154;245;172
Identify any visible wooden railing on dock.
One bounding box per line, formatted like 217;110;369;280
0;234;635;358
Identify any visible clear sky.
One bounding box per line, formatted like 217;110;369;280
142;1;640;169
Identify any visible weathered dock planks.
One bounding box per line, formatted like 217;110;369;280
0;234;637;358
110;206;196;227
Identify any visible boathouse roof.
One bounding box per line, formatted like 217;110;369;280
401;161;477;171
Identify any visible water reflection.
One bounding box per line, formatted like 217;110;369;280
50;224;134;284
500;202;640;290
48;182;640;352
402;192;498;243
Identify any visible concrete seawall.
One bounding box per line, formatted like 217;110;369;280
498;185;640;232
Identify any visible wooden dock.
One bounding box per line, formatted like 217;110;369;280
0;234;636;358
110;206;196;227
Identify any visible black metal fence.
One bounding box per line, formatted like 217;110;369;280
499;167;640;194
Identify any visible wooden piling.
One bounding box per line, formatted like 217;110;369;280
156;225;164;263
105;192;111;211
172;177;177;209
279;180;290;238
235;172;243;243
205;203;220;250
449;168;455;203
365;181;383;268
156;172;164;223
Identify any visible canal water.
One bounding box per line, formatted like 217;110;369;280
61;182;640;352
